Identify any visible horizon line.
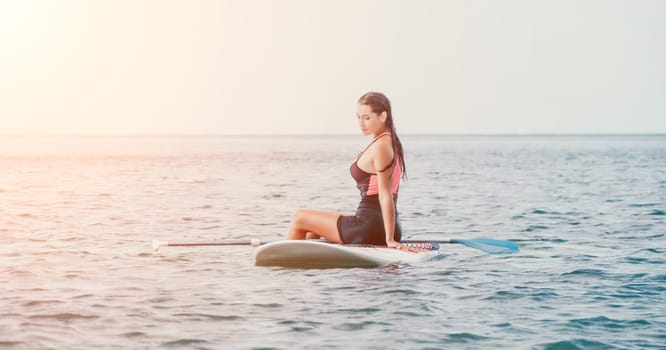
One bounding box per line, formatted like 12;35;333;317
1;132;666;138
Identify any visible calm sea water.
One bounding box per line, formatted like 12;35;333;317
1;135;665;349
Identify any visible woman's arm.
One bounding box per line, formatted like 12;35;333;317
372;139;410;250
376;167;396;246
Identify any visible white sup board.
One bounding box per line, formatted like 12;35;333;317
254;240;439;268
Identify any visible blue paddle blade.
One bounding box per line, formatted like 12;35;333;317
450;238;519;254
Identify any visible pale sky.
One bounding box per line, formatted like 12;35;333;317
1;0;665;135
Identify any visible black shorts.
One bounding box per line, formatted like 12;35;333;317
337;195;401;245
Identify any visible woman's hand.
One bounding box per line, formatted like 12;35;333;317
386;239;418;253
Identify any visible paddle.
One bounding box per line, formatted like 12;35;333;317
152;239;265;251
402;238;519;254
153;237;518;254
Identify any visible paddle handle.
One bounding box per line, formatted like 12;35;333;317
152;239;263;251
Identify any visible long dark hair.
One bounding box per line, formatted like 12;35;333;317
358;92;407;179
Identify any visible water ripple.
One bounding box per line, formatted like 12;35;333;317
539;339;620;350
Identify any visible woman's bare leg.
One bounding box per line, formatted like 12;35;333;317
305;232;321;239
286;209;343;243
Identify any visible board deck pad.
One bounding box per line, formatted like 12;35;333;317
254;240;439;268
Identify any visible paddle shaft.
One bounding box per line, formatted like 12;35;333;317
152;239;265;251
153;237;518;254
155;239;440;248
164;241;263;247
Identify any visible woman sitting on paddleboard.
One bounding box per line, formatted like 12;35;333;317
286;92;412;251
